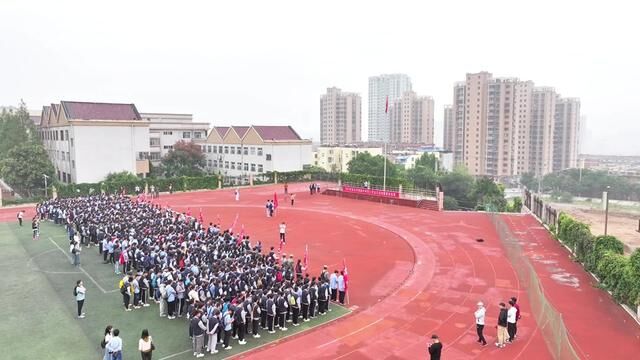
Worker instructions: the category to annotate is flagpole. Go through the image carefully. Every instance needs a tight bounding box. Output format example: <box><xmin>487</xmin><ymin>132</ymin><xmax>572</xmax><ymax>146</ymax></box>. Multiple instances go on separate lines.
<box><xmin>383</xmin><ymin>142</ymin><xmax>387</xmax><ymax>191</ymax></box>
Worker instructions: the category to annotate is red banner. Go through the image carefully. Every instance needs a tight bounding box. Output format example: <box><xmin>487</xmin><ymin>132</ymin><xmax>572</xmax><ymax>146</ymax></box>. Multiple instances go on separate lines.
<box><xmin>342</xmin><ymin>186</ymin><xmax>399</xmax><ymax>198</ymax></box>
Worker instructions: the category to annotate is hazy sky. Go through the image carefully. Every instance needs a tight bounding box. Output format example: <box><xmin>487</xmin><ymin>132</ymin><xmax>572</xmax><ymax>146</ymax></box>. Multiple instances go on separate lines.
<box><xmin>1</xmin><ymin>0</ymin><xmax>638</xmax><ymax>155</ymax></box>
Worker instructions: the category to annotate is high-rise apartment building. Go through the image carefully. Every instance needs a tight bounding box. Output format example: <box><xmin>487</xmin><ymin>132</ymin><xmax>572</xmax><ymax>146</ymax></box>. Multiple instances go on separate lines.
<box><xmin>388</xmin><ymin>91</ymin><xmax>434</xmax><ymax>144</ymax></box>
<box><xmin>553</xmin><ymin>98</ymin><xmax>580</xmax><ymax>171</ymax></box>
<box><xmin>530</xmin><ymin>88</ymin><xmax>557</xmax><ymax>176</ymax></box>
<box><xmin>320</xmin><ymin>87</ymin><xmax>361</xmax><ymax>145</ymax></box>
<box><xmin>443</xmin><ymin>105</ymin><xmax>454</xmax><ymax>151</ymax></box>
<box><xmin>368</xmin><ymin>74</ymin><xmax>412</xmax><ymax>142</ymax></box>
<box><xmin>451</xmin><ymin>72</ymin><xmax>580</xmax><ymax>178</ymax></box>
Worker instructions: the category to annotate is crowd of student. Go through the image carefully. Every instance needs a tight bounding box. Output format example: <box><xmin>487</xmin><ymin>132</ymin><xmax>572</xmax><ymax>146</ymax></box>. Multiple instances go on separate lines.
<box><xmin>38</xmin><ymin>193</ymin><xmax>347</xmax><ymax>358</ymax></box>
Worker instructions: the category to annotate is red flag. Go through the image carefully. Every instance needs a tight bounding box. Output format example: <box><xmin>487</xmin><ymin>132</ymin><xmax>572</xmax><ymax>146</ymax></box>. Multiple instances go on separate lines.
<box><xmin>342</xmin><ymin>258</ymin><xmax>349</xmax><ymax>292</ymax></box>
<box><xmin>230</xmin><ymin>213</ymin><xmax>239</xmax><ymax>231</ymax></box>
<box><xmin>273</xmin><ymin>192</ymin><xmax>279</xmax><ymax>209</ymax></box>
<box><xmin>198</xmin><ymin>208</ymin><xmax>204</xmax><ymax>224</ymax></box>
<box><xmin>303</xmin><ymin>244</ymin><xmax>309</xmax><ymax>270</ymax></box>
<box><xmin>385</xmin><ymin>96</ymin><xmax>389</xmax><ymax>113</ymax></box>
<box><xmin>237</xmin><ymin>224</ymin><xmax>245</xmax><ymax>245</ymax></box>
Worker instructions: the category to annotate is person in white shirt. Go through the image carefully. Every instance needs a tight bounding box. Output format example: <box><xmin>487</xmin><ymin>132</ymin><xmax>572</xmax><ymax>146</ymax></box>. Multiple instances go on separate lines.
<box><xmin>138</xmin><ymin>329</ymin><xmax>154</xmax><ymax>360</ymax></box>
<box><xmin>279</xmin><ymin>222</ymin><xmax>286</xmax><ymax>243</ymax></box>
<box><xmin>507</xmin><ymin>300</ymin><xmax>518</xmax><ymax>343</ymax></box>
<box><xmin>102</xmin><ymin>326</ymin><xmax>113</xmax><ymax>360</ymax></box>
<box><xmin>75</xmin><ymin>280</ymin><xmax>86</xmax><ymax>318</ymax></box>
<box><xmin>106</xmin><ymin>329</ymin><xmax>123</xmax><ymax>360</ymax></box>
<box><xmin>474</xmin><ymin>301</ymin><xmax>487</xmax><ymax>346</ymax></box>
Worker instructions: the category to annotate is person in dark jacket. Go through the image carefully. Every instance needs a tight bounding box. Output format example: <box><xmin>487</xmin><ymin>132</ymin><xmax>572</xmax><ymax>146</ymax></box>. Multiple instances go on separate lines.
<box><xmin>428</xmin><ymin>334</ymin><xmax>442</xmax><ymax>360</ymax></box>
<box><xmin>496</xmin><ymin>302</ymin><xmax>508</xmax><ymax>348</ymax></box>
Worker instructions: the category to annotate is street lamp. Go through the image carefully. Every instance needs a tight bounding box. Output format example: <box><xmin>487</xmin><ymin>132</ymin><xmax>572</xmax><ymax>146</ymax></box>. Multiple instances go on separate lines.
<box><xmin>604</xmin><ymin>185</ymin><xmax>610</xmax><ymax>236</ymax></box>
<box><xmin>43</xmin><ymin>174</ymin><xmax>50</xmax><ymax>198</ymax></box>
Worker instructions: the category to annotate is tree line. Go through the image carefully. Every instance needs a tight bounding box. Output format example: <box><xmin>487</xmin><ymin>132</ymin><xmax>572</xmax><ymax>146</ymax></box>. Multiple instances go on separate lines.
<box><xmin>521</xmin><ymin>168</ymin><xmax>640</xmax><ymax>201</ymax></box>
<box><xmin>346</xmin><ymin>152</ymin><xmax>519</xmax><ymax>212</ymax></box>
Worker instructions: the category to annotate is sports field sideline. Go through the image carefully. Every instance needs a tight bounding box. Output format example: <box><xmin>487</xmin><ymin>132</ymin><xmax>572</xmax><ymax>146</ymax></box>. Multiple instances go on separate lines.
<box><xmin>0</xmin><ymin>219</ymin><xmax>349</xmax><ymax>360</ymax></box>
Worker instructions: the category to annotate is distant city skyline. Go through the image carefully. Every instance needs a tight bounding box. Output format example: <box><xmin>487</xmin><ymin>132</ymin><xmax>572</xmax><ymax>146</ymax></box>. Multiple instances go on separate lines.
<box><xmin>1</xmin><ymin>1</ymin><xmax>638</xmax><ymax>156</ymax></box>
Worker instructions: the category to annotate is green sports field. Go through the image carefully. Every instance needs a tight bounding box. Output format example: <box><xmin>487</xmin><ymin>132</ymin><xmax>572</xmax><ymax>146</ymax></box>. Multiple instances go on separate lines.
<box><xmin>0</xmin><ymin>221</ymin><xmax>350</xmax><ymax>360</ymax></box>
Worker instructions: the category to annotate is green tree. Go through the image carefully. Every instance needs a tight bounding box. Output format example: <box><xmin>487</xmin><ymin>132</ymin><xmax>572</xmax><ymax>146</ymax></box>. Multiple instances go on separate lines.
<box><xmin>159</xmin><ymin>140</ymin><xmax>206</xmax><ymax>177</ymax></box>
<box><xmin>0</xmin><ymin>101</ymin><xmax>36</xmax><ymax>161</ymax></box>
<box><xmin>520</xmin><ymin>172</ymin><xmax>538</xmax><ymax>190</ymax></box>
<box><xmin>104</xmin><ymin>171</ymin><xmax>139</xmax><ymax>182</ymax></box>
<box><xmin>347</xmin><ymin>152</ymin><xmax>399</xmax><ymax>177</ymax></box>
<box><xmin>0</xmin><ymin>143</ymin><xmax>55</xmax><ymax>197</ymax></box>
<box><xmin>471</xmin><ymin>176</ymin><xmax>507</xmax><ymax>211</ymax></box>
<box><xmin>438</xmin><ymin>166</ymin><xmax>475</xmax><ymax>209</ymax></box>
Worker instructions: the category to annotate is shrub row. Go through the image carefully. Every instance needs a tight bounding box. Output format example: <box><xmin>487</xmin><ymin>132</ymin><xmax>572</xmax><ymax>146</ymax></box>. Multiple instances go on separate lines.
<box><xmin>56</xmin><ymin>176</ymin><xmax>220</xmax><ymax>197</ymax></box>
<box><xmin>557</xmin><ymin>213</ymin><xmax>640</xmax><ymax>305</ymax></box>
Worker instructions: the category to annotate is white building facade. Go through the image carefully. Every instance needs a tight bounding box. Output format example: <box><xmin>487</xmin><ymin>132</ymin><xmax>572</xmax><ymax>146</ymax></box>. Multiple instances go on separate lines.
<box><xmin>140</xmin><ymin>113</ymin><xmax>209</xmax><ymax>163</ymax></box>
<box><xmin>368</xmin><ymin>74</ymin><xmax>412</xmax><ymax>142</ymax></box>
<box><xmin>202</xmin><ymin>126</ymin><xmax>312</xmax><ymax>177</ymax></box>
<box><xmin>39</xmin><ymin>101</ymin><xmax>150</xmax><ymax>183</ymax></box>
<box><xmin>313</xmin><ymin>146</ymin><xmax>383</xmax><ymax>173</ymax></box>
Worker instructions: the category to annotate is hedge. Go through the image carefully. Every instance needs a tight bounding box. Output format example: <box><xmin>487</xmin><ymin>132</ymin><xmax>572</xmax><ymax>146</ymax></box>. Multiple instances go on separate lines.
<box><xmin>55</xmin><ymin>175</ymin><xmax>221</xmax><ymax>197</ymax></box>
<box><xmin>556</xmin><ymin>213</ymin><xmax>640</xmax><ymax>306</ymax></box>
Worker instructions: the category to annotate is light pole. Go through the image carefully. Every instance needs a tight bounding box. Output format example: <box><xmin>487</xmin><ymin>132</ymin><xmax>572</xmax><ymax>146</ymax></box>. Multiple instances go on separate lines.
<box><xmin>604</xmin><ymin>185</ymin><xmax>610</xmax><ymax>236</ymax></box>
<box><xmin>43</xmin><ymin>174</ymin><xmax>49</xmax><ymax>198</ymax></box>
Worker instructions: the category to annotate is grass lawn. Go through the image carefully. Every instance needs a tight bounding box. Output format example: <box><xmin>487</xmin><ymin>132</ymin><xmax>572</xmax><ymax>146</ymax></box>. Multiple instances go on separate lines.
<box><xmin>0</xmin><ymin>221</ymin><xmax>350</xmax><ymax>360</ymax></box>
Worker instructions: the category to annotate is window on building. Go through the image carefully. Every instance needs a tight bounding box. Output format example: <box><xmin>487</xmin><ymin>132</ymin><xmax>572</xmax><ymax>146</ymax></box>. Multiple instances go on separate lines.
<box><xmin>213</xmin><ymin>160</ymin><xmax>218</xmax><ymax>167</ymax></box>
<box><xmin>218</xmin><ymin>146</ymin><xmax>223</xmax><ymax>153</ymax></box>
<box><xmin>66</xmin><ymin>152</ymin><xmax>70</xmax><ymax>161</ymax></box>
<box><xmin>207</xmin><ymin>145</ymin><xmax>212</xmax><ymax>153</ymax></box>
<box><xmin>213</xmin><ymin>146</ymin><xmax>217</xmax><ymax>154</ymax></box>
<box><xmin>231</xmin><ymin>162</ymin><xmax>236</xmax><ymax>170</ymax></box>
<box><xmin>231</xmin><ymin>147</ymin><xmax>235</xmax><ymax>155</ymax></box>
<box><xmin>194</xmin><ymin>132</ymin><xmax>202</xmax><ymax>139</ymax></box>
<box><xmin>149</xmin><ymin>152</ymin><xmax>161</xmax><ymax>161</ymax></box>
<box><xmin>57</xmin><ymin>170</ymin><xmax>61</xmax><ymax>181</ymax></box>
<box><xmin>65</xmin><ymin>130</ymin><xmax>69</xmax><ymax>140</ymax></box>
<box><xmin>250</xmin><ymin>147</ymin><xmax>256</xmax><ymax>155</ymax></box>
<box><xmin>59</xmin><ymin>130</ymin><xmax>64</xmax><ymax>141</ymax></box>
<box><xmin>258</xmin><ymin>164</ymin><xmax>263</xmax><ymax>173</ymax></box>
<box><xmin>70</xmin><ymin>138</ymin><xmax>74</xmax><ymax>147</ymax></box>
<box><xmin>224</xmin><ymin>146</ymin><xmax>229</xmax><ymax>154</ymax></box>
<box><xmin>163</xmin><ymin>131</ymin><xmax>173</xmax><ymax>135</ymax></box>
<box><xmin>183</xmin><ymin>131</ymin><xmax>191</xmax><ymax>139</ymax></box>
<box><xmin>236</xmin><ymin>146</ymin><xmax>241</xmax><ymax>154</ymax></box>
<box><xmin>243</xmin><ymin>163</ymin><xmax>248</xmax><ymax>171</ymax></box>
<box><xmin>150</xmin><ymin>138</ymin><xmax>161</xmax><ymax>146</ymax></box>
<box><xmin>72</xmin><ymin>160</ymin><xmax>75</xmax><ymax>169</ymax></box>
<box><xmin>243</xmin><ymin>147</ymin><xmax>248</xmax><ymax>155</ymax></box>
<box><xmin>251</xmin><ymin>163</ymin><xmax>256</xmax><ymax>172</ymax></box>
<box><xmin>266</xmin><ymin>154</ymin><xmax>272</xmax><ymax>161</ymax></box>
<box><xmin>224</xmin><ymin>161</ymin><xmax>229</xmax><ymax>169</ymax></box>
<box><xmin>137</xmin><ymin>152</ymin><xmax>148</xmax><ymax>160</ymax></box>
<box><xmin>207</xmin><ymin>159</ymin><xmax>212</xmax><ymax>167</ymax></box>
<box><xmin>257</xmin><ymin>147</ymin><xmax>263</xmax><ymax>156</ymax></box>
<box><xmin>163</xmin><ymin>145</ymin><xmax>173</xmax><ymax>150</ymax></box>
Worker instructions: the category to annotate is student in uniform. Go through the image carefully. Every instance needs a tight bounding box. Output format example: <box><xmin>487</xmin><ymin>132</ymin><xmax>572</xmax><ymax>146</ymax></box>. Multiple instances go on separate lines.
<box><xmin>251</xmin><ymin>297</ymin><xmax>261</xmax><ymax>338</ymax></box>
<box><xmin>496</xmin><ymin>302</ymin><xmax>508</xmax><ymax>348</ymax></box>
<box><xmin>288</xmin><ymin>289</ymin><xmax>300</xmax><ymax>326</ymax></box>
<box><xmin>318</xmin><ymin>281</ymin><xmax>329</xmax><ymax>314</ymax></box>
<box><xmin>138</xmin><ymin>329</ymin><xmax>154</xmax><ymax>360</ymax></box>
<box><xmin>106</xmin><ymin>329</ymin><xmax>123</xmax><ymax>360</ymax></box>
<box><xmin>329</xmin><ymin>271</ymin><xmax>338</xmax><ymax>301</ymax></box>
<box><xmin>276</xmin><ymin>292</ymin><xmax>288</xmax><ymax>331</ymax></box>
<box><xmin>337</xmin><ymin>271</ymin><xmax>346</xmax><ymax>304</ymax></box>
<box><xmin>507</xmin><ymin>300</ymin><xmax>517</xmax><ymax>343</ymax></box>
<box><xmin>309</xmin><ymin>281</ymin><xmax>318</xmax><ymax>318</ymax></box>
<box><xmin>190</xmin><ymin>311</ymin><xmax>207</xmax><ymax>357</ymax></box>
<box><xmin>74</xmin><ymin>280</ymin><xmax>86</xmax><ymax>318</ymax></box>
<box><xmin>223</xmin><ymin>309</ymin><xmax>234</xmax><ymax>350</ymax></box>
<box><xmin>511</xmin><ymin>296</ymin><xmax>521</xmax><ymax>338</ymax></box>
<box><xmin>266</xmin><ymin>294</ymin><xmax>276</xmax><ymax>333</ymax></box>
<box><xmin>259</xmin><ymin>293</ymin><xmax>268</xmax><ymax>329</ymax></box>
<box><xmin>279</xmin><ymin>222</ymin><xmax>287</xmax><ymax>243</ymax></box>
<box><xmin>207</xmin><ymin>310</ymin><xmax>220</xmax><ymax>354</ymax></box>
<box><xmin>32</xmin><ymin>217</ymin><xmax>40</xmax><ymax>240</ymax></box>
<box><xmin>301</xmin><ymin>286</ymin><xmax>310</xmax><ymax>322</ymax></box>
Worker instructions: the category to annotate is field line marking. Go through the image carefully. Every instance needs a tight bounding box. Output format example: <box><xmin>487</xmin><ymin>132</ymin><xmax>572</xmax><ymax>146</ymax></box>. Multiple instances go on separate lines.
<box><xmin>48</xmin><ymin>237</ymin><xmax>108</xmax><ymax>294</ymax></box>
<box><xmin>316</xmin><ymin>317</ymin><xmax>382</xmax><ymax>349</ymax></box>
<box><xmin>157</xmin><ymin>349</ymin><xmax>191</xmax><ymax>360</ymax></box>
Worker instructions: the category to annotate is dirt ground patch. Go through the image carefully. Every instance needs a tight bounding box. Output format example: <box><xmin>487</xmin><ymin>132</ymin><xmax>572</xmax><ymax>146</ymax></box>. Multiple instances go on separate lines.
<box><xmin>551</xmin><ymin>202</ymin><xmax>640</xmax><ymax>253</ymax></box>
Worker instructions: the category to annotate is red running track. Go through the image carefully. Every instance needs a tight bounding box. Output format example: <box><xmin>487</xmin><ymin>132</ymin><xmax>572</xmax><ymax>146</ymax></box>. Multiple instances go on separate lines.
<box><xmin>501</xmin><ymin>214</ymin><xmax>640</xmax><ymax>359</ymax></box>
<box><xmin>4</xmin><ymin>185</ymin><xmax>637</xmax><ymax>358</ymax></box>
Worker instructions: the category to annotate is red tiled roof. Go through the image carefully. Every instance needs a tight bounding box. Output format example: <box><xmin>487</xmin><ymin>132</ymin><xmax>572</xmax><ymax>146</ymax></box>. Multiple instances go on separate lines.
<box><xmin>253</xmin><ymin>126</ymin><xmax>302</xmax><ymax>141</ymax></box>
<box><xmin>232</xmin><ymin>126</ymin><xmax>250</xmax><ymax>137</ymax></box>
<box><xmin>214</xmin><ymin>126</ymin><xmax>230</xmax><ymax>137</ymax></box>
<box><xmin>61</xmin><ymin>101</ymin><xmax>141</xmax><ymax>121</ymax></box>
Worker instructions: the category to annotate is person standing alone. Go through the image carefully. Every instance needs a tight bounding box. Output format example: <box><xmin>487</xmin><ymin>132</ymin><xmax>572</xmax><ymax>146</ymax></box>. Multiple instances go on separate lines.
<box><xmin>17</xmin><ymin>210</ymin><xmax>24</xmax><ymax>226</ymax></box>
<box><xmin>474</xmin><ymin>301</ymin><xmax>487</xmax><ymax>346</ymax></box>
<box><xmin>279</xmin><ymin>222</ymin><xmax>286</xmax><ymax>244</ymax></box>
<box><xmin>74</xmin><ymin>280</ymin><xmax>86</xmax><ymax>318</ymax></box>
<box><xmin>428</xmin><ymin>334</ymin><xmax>442</xmax><ymax>360</ymax></box>
<box><xmin>138</xmin><ymin>329</ymin><xmax>154</xmax><ymax>360</ymax></box>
